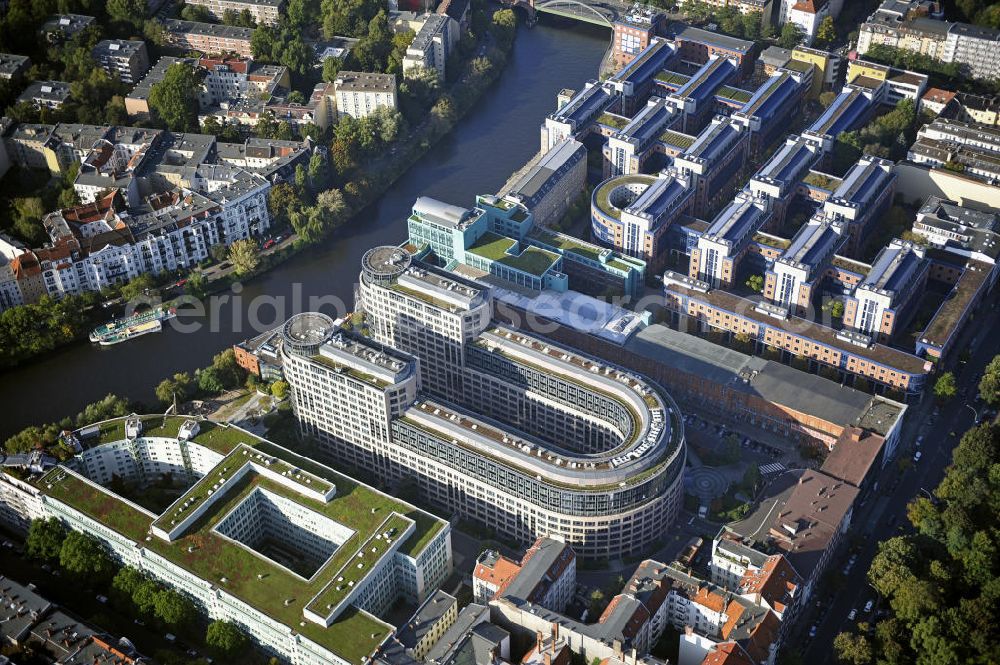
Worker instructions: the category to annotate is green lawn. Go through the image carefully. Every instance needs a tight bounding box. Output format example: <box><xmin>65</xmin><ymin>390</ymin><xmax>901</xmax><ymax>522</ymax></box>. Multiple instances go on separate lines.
<box><xmin>597</xmin><ymin>112</ymin><xmax>629</xmax><ymax>130</ymax></box>
<box><xmin>468</xmin><ymin>232</ymin><xmax>516</xmax><ymax>261</ymax></box>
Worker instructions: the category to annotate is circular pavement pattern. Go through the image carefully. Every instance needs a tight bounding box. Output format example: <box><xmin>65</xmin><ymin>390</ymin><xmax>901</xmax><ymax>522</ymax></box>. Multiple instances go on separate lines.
<box><xmin>686</xmin><ymin>467</ymin><xmax>730</xmax><ymax>501</ymax></box>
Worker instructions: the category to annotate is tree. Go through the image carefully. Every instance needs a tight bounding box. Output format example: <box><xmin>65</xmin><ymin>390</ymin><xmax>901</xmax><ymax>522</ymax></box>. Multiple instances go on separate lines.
<box><xmin>155</xmin><ymin>372</ymin><xmax>194</xmax><ymax>406</ymax></box>
<box><xmin>491</xmin><ymin>9</ymin><xmax>517</xmax><ymax>47</ymax></box>
<box><xmin>978</xmin><ymin>355</ymin><xmax>1000</xmax><ymax>406</ymax></box>
<box><xmin>26</xmin><ymin>517</ymin><xmax>67</xmax><ymax>560</ymax></box>
<box><xmin>746</xmin><ymin>274</ymin><xmax>764</xmax><ymax>293</ymax></box>
<box><xmin>198</xmin><ymin>367</ymin><xmax>225</xmax><ymax>394</ymax></box>
<box><xmin>179</xmin><ymin>3</ymin><xmax>212</xmax><ymax>21</ymax></box>
<box><xmin>778</xmin><ymin>22</ymin><xmax>803</xmax><ymax>48</ymax></box>
<box><xmin>228</xmin><ymin>238</ymin><xmax>260</xmax><ymax>276</ymax></box>
<box><xmin>119</xmin><ymin>273</ymin><xmax>156</xmax><ymax>301</ymax></box>
<box><xmin>148</xmin><ymin>62</ymin><xmax>203</xmax><ymax>132</ymax></box>
<box><xmin>11</xmin><ymin>197</ymin><xmax>48</xmax><ymax>246</ymax></box>
<box><xmin>271</xmin><ymin>380</ymin><xmax>289</xmax><ymax>399</ymax></box>
<box><xmin>589</xmin><ymin>588</ymin><xmax>604</xmax><ymax>615</ymax></box>
<box><xmin>59</xmin><ymin>530</ymin><xmax>113</xmax><ymax>578</ymax></box>
<box><xmin>154</xmin><ymin>589</ymin><xmax>196</xmax><ymax>627</ymax></box>
<box><xmin>833</xmin><ymin>632</ymin><xmax>872</xmax><ymax>665</ymax></box>
<box><xmin>741</xmin><ymin>463</ymin><xmax>761</xmax><ymax>494</ymax></box>
<box><xmin>107</xmin><ymin>0</ymin><xmax>146</xmax><ymax>30</ymax></box>
<box><xmin>934</xmin><ymin>372</ymin><xmax>957</xmax><ymax>403</ymax></box>
<box><xmin>815</xmin><ymin>15</ymin><xmax>836</xmax><ymax>46</ymax></box>
<box><xmin>133</xmin><ymin>579</ymin><xmax>160</xmax><ymax>615</ymax></box>
<box><xmin>112</xmin><ymin>566</ymin><xmax>146</xmax><ymax>600</ymax></box>
<box><xmin>206</xmin><ymin>620</ymin><xmax>249</xmax><ymax>658</ymax></box>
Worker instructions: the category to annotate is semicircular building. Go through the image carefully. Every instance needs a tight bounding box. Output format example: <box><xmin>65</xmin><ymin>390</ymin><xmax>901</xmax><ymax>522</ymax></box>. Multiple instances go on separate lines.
<box><xmin>282</xmin><ymin>246</ymin><xmax>687</xmax><ymax>560</ymax></box>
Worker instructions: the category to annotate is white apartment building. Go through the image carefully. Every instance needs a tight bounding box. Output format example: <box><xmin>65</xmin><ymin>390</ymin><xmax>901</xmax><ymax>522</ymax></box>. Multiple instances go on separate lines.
<box><xmin>333</xmin><ymin>72</ymin><xmax>398</xmax><ymax>120</ymax></box>
<box><xmin>402</xmin><ymin>14</ymin><xmax>459</xmax><ymax>81</ymax></box>
<box><xmin>91</xmin><ymin>40</ymin><xmax>150</xmax><ymax>84</ymax></box>
<box><xmin>0</xmin><ymin>416</ymin><xmax>452</xmax><ymax>665</ymax></box>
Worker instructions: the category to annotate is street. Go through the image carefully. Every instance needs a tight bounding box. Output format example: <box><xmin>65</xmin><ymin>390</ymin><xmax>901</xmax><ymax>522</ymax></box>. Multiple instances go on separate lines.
<box><xmin>792</xmin><ymin>288</ymin><xmax>1000</xmax><ymax>663</ymax></box>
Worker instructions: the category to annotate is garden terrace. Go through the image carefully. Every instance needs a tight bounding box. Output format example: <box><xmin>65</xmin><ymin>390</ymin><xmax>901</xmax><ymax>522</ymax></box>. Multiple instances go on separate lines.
<box><xmin>38</xmin><ymin>419</ymin><xmax>448</xmax><ymax>665</ymax></box>
<box><xmin>597</xmin><ymin>112</ymin><xmax>630</xmax><ymax>130</ymax></box>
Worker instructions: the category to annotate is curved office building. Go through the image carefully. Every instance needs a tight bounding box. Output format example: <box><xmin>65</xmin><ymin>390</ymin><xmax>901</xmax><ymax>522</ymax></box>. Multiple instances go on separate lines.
<box><xmin>284</xmin><ymin>246</ymin><xmax>687</xmax><ymax>560</ymax></box>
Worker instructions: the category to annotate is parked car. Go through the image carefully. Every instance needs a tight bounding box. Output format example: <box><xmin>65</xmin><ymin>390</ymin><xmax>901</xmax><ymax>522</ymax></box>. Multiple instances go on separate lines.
<box><xmin>864</xmin><ymin>600</ymin><xmax>874</xmax><ymax>613</ymax></box>
<box><xmin>913</xmin><ymin>451</ymin><xmax>922</xmax><ymax>463</ymax></box>
<box><xmin>96</xmin><ymin>595</ymin><xmax>108</xmax><ymax>604</ymax></box>
<box><xmin>915</xmin><ymin>436</ymin><xmax>924</xmax><ymax>447</ymax></box>
<box><xmin>848</xmin><ymin>609</ymin><xmax>857</xmax><ymax>621</ymax></box>
<box><xmin>808</xmin><ymin>624</ymin><xmax>818</xmax><ymax>638</ymax></box>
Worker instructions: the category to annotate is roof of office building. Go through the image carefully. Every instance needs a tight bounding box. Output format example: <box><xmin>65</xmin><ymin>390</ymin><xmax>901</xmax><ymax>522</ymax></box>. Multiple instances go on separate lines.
<box><xmin>334</xmin><ymin>70</ymin><xmax>396</xmax><ymax>93</ymax></box>
<box><xmin>704</xmin><ymin>192</ymin><xmax>769</xmax><ymax>246</ymax></box>
<box><xmin>739</xmin><ymin>72</ymin><xmax>800</xmax><ymax>121</ymax></box>
<box><xmin>828</xmin><ymin>157</ymin><xmax>894</xmax><ymax>208</ymax></box>
<box><xmin>550</xmin><ymin>81</ymin><xmax>616</xmax><ymax>127</ymax></box>
<box><xmin>662</xmin><ymin>279</ymin><xmax>929</xmax><ymax>374</ymax></box>
<box><xmin>625</xmin><ymin>324</ymin><xmax>905</xmax><ymax>433</ymax></box>
<box><xmin>807</xmin><ymin>87</ymin><xmax>873</xmax><ymax>137</ymax></box>
<box><xmin>611</xmin><ymin>38</ymin><xmax>674</xmax><ymax>86</ymax></box>
<box><xmin>507</xmin><ymin>138</ymin><xmax>586</xmax><ymax>206</ymax></box>
<box><xmin>616</xmin><ymin>97</ymin><xmax>675</xmax><ymax>147</ymax></box>
<box><xmin>670</xmin><ymin>23</ymin><xmax>755</xmax><ymax>54</ymax></box>
<box><xmin>682</xmin><ymin>117</ymin><xmax>742</xmax><ymax>163</ymax></box>
<box><xmin>35</xmin><ymin>416</ymin><xmax>447</xmax><ymax>665</ymax></box>
<box><xmin>673</xmin><ymin>55</ymin><xmax>737</xmax><ymax>104</ymax></box>
<box><xmin>494</xmin><ymin>537</ymin><xmax>575</xmax><ymax>604</ymax></box>
<box><xmin>860</xmin><ymin>241</ymin><xmax>925</xmax><ymax>296</ymax></box>
<box><xmin>754</xmin><ymin>136</ymin><xmax>820</xmax><ymax>186</ymax></box>
<box><xmin>779</xmin><ymin>218</ymin><xmax>845</xmax><ymax>269</ymax></box>
<box><xmin>411</xmin><ymin>196</ymin><xmax>478</xmax><ymax>229</ymax></box>
<box><xmin>624</xmin><ymin>173</ymin><xmax>690</xmax><ymax>223</ymax></box>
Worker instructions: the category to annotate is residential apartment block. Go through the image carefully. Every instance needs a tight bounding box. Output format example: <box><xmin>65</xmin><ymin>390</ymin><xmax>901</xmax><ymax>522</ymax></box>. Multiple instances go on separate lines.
<box><xmin>163</xmin><ymin>19</ymin><xmax>254</xmax><ymax>57</ymax></box>
<box><xmin>39</xmin><ymin>14</ymin><xmax>95</xmax><ymax>43</ymax></box>
<box><xmin>0</xmin><ymin>53</ymin><xmax>30</xmax><ymax>80</ymax></box>
<box><xmin>403</xmin><ymin>14</ymin><xmax>459</xmax><ymax>81</ymax></box>
<box><xmin>333</xmin><ymin>71</ymin><xmax>398</xmax><ymax>119</ymax></box>
<box><xmin>16</xmin><ymin>81</ymin><xmax>71</xmax><ymax>110</ymax></box>
<box><xmin>857</xmin><ymin>0</ymin><xmax>1000</xmax><ymax>81</ymax></box>
<box><xmin>0</xmin><ymin>416</ymin><xmax>452</xmax><ymax>665</ymax></box>
<box><xmin>184</xmin><ymin>0</ymin><xmax>285</xmax><ymax>25</ymax></box>
<box><xmin>91</xmin><ymin>39</ymin><xmax>150</xmax><ymax>85</ymax></box>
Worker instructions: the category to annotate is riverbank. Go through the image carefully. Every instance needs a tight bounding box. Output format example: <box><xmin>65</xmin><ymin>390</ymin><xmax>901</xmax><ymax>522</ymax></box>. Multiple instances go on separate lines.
<box><xmin>0</xmin><ymin>13</ymin><xmax>519</xmax><ymax>372</ymax></box>
<box><xmin>0</xmin><ymin>19</ymin><xmax>612</xmax><ymax>440</ymax></box>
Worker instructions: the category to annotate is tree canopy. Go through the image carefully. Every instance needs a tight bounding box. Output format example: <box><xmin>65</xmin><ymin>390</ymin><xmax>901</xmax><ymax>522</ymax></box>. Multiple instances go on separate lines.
<box><xmin>837</xmin><ymin>423</ymin><xmax>1000</xmax><ymax>665</ymax></box>
<box><xmin>148</xmin><ymin>62</ymin><xmax>203</xmax><ymax>132</ymax></box>
<box><xmin>206</xmin><ymin>620</ymin><xmax>249</xmax><ymax>657</ymax></box>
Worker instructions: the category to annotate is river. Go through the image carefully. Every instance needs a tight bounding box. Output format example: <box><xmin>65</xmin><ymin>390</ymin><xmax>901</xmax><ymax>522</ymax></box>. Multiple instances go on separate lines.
<box><xmin>0</xmin><ymin>19</ymin><xmax>610</xmax><ymax>440</ymax></box>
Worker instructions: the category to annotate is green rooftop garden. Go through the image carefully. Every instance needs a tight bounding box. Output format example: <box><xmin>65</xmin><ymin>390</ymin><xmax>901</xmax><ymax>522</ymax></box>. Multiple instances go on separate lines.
<box><xmin>43</xmin><ymin>417</ymin><xmax>448</xmax><ymax>665</ymax></box>
<box><xmin>717</xmin><ymin>85</ymin><xmax>753</xmax><ymax>103</ymax></box>
<box><xmin>594</xmin><ymin>175</ymin><xmax>656</xmax><ymax>221</ymax></box>
<box><xmin>529</xmin><ymin>228</ymin><xmax>604</xmax><ymax>262</ymax></box>
<box><xmin>659</xmin><ymin>130</ymin><xmax>695</xmax><ymax>150</ymax></box>
<box><xmin>468</xmin><ymin>232</ymin><xmax>516</xmax><ymax>261</ymax></box>
<box><xmin>830</xmin><ymin>255</ymin><xmax>872</xmax><ymax>275</ymax></box>
<box><xmin>802</xmin><ymin>171</ymin><xmax>842</xmax><ymax>190</ymax></box>
<box><xmin>655</xmin><ymin>70</ymin><xmax>690</xmax><ymax>86</ymax></box>
<box><xmin>597</xmin><ymin>112</ymin><xmax>629</xmax><ymax>130</ymax></box>
<box><xmin>752</xmin><ymin>232</ymin><xmax>791</xmax><ymax>250</ymax></box>
<box><xmin>468</xmin><ymin>232</ymin><xmax>558</xmax><ymax>277</ymax></box>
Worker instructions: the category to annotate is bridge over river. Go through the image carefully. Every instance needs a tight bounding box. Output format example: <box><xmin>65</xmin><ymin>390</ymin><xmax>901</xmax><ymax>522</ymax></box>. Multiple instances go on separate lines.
<box><xmin>506</xmin><ymin>0</ymin><xmax>663</xmax><ymax>27</ymax></box>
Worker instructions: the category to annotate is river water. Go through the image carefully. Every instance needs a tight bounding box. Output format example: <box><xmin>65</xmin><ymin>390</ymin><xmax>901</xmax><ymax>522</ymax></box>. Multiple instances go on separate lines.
<box><xmin>0</xmin><ymin>19</ymin><xmax>610</xmax><ymax>440</ymax></box>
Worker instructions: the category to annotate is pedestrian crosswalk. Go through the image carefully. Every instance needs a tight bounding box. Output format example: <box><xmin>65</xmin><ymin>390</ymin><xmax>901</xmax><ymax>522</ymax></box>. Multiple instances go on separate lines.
<box><xmin>760</xmin><ymin>462</ymin><xmax>786</xmax><ymax>476</ymax></box>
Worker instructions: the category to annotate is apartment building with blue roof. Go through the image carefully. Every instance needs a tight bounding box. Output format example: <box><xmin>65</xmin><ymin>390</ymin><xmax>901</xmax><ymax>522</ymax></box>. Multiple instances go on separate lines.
<box><xmin>541</xmin><ymin>81</ymin><xmax>619</xmax><ymax>152</ymax></box>
<box><xmin>843</xmin><ymin>239</ymin><xmax>928</xmax><ymax>342</ymax></box>
<box><xmin>689</xmin><ymin>190</ymin><xmax>772</xmax><ymax>288</ymax></box>
<box><xmin>822</xmin><ymin>156</ymin><xmax>896</xmax><ymax>254</ymax></box>
<box><xmin>674</xmin><ymin>116</ymin><xmax>749</xmax><ymax>217</ymax></box>
<box><xmin>764</xmin><ymin>217</ymin><xmax>848</xmax><ymax>317</ymax></box>
<box><xmin>666</xmin><ymin>55</ymin><xmax>738</xmax><ymax>133</ymax></box>
<box><xmin>731</xmin><ymin>69</ymin><xmax>808</xmax><ymax>156</ymax></box>
<box><xmin>604</xmin><ymin>96</ymin><xmax>677</xmax><ymax>176</ymax></box>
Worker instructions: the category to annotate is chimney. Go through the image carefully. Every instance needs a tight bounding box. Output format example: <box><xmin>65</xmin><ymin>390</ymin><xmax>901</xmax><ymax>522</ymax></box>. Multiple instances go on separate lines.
<box><xmin>552</xmin><ymin>622</ymin><xmax>559</xmax><ymax>640</ymax></box>
<box><xmin>536</xmin><ymin>630</ymin><xmax>543</xmax><ymax>651</ymax></box>
<box><xmin>544</xmin><ymin>652</ymin><xmax>552</xmax><ymax>665</ymax></box>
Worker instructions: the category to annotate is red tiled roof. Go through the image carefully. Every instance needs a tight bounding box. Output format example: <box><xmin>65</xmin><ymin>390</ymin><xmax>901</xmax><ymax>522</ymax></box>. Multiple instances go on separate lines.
<box><xmin>701</xmin><ymin>643</ymin><xmax>754</xmax><ymax>665</ymax></box>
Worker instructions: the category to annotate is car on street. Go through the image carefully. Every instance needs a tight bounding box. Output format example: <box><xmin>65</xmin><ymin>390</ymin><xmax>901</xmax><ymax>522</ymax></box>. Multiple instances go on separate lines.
<box><xmin>809</xmin><ymin>625</ymin><xmax>818</xmax><ymax>638</ymax></box>
<box><xmin>916</xmin><ymin>436</ymin><xmax>923</xmax><ymax>447</ymax></box>
<box><xmin>913</xmin><ymin>451</ymin><xmax>922</xmax><ymax>463</ymax></box>
<box><xmin>848</xmin><ymin>609</ymin><xmax>857</xmax><ymax>621</ymax></box>
<box><xmin>864</xmin><ymin>600</ymin><xmax>874</xmax><ymax>613</ymax></box>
